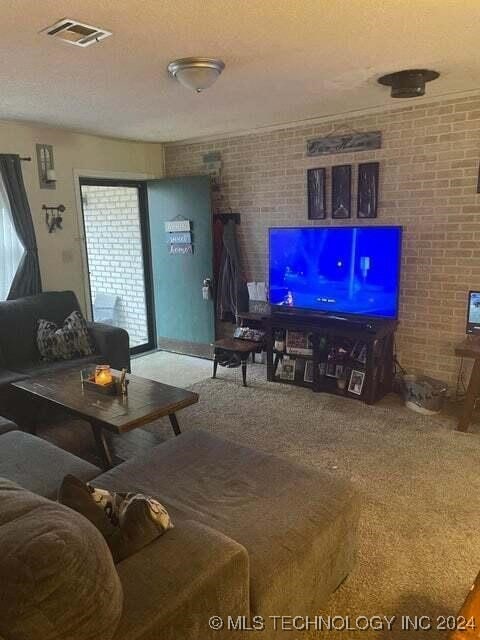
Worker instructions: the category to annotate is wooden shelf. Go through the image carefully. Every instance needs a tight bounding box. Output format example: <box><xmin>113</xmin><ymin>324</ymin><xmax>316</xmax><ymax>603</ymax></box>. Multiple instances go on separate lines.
<box><xmin>266</xmin><ymin>312</ymin><xmax>397</xmax><ymax>405</ymax></box>
<box><xmin>274</xmin><ymin>350</ymin><xmax>314</xmax><ymax>360</ymax></box>
<box><xmin>272</xmin><ymin>376</ymin><xmax>314</xmax><ymax>390</ymax></box>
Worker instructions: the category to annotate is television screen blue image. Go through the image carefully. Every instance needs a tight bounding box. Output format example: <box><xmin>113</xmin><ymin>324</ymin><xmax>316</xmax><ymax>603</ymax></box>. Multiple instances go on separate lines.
<box><xmin>269</xmin><ymin>226</ymin><xmax>402</xmax><ymax>318</ymax></box>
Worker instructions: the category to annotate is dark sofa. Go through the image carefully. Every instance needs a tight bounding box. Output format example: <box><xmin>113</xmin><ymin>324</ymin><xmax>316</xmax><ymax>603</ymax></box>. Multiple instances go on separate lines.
<box><xmin>0</xmin><ymin>291</ymin><xmax>129</xmax><ymax>424</ymax></box>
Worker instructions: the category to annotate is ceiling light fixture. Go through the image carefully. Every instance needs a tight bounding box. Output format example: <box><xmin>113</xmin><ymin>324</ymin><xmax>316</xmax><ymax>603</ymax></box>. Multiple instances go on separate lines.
<box><xmin>377</xmin><ymin>69</ymin><xmax>440</xmax><ymax>98</ymax></box>
<box><xmin>167</xmin><ymin>57</ymin><xmax>225</xmax><ymax>93</ymax></box>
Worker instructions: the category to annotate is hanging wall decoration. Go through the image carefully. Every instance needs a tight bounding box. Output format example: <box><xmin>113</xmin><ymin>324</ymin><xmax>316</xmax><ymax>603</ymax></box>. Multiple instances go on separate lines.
<box><xmin>164</xmin><ymin>218</ymin><xmax>191</xmax><ymax>233</ymax></box>
<box><xmin>357</xmin><ymin>162</ymin><xmax>380</xmax><ymax>219</ymax></box>
<box><xmin>165</xmin><ymin>216</ymin><xmax>193</xmax><ymax>254</ymax></box>
<box><xmin>331</xmin><ymin>165</ymin><xmax>352</xmax><ymax>219</ymax></box>
<box><xmin>307</xmin><ymin>131</ymin><xmax>382</xmax><ymax>157</ymax></box>
<box><xmin>307</xmin><ymin>167</ymin><xmax>327</xmax><ymax>220</ymax></box>
<box><xmin>42</xmin><ymin>204</ymin><xmax>65</xmax><ymax>233</ymax></box>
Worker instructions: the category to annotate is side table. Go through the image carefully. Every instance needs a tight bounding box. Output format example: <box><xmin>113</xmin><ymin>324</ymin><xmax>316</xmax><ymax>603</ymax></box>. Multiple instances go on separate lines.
<box><xmin>212</xmin><ymin>338</ymin><xmax>260</xmax><ymax>387</ymax></box>
<box><xmin>455</xmin><ymin>338</ymin><xmax>480</xmax><ymax>432</ymax></box>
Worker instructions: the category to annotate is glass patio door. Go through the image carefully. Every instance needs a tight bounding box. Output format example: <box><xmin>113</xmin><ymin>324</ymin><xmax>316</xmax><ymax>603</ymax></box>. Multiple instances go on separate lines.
<box><xmin>80</xmin><ymin>178</ymin><xmax>155</xmax><ymax>354</ymax></box>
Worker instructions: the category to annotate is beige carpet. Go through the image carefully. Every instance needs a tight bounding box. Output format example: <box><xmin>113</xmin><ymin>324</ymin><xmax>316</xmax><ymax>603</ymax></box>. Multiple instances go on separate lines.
<box><xmin>41</xmin><ymin>359</ymin><xmax>480</xmax><ymax>639</ymax></box>
<box><xmin>156</xmin><ymin>367</ymin><xmax>480</xmax><ymax>640</ymax></box>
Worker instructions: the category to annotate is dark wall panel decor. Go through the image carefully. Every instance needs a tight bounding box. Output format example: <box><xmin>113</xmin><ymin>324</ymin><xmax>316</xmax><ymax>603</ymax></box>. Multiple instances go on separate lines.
<box><xmin>357</xmin><ymin>162</ymin><xmax>379</xmax><ymax>219</ymax></box>
<box><xmin>307</xmin><ymin>167</ymin><xmax>326</xmax><ymax>220</ymax></box>
<box><xmin>331</xmin><ymin>165</ymin><xmax>351</xmax><ymax>219</ymax></box>
<box><xmin>307</xmin><ymin>131</ymin><xmax>382</xmax><ymax>157</ymax></box>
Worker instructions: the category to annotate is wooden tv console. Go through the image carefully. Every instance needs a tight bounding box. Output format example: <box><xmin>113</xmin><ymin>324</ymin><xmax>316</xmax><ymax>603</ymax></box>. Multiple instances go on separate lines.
<box><xmin>264</xmin><ymin>311</ymin><xmax>397</xmax><ymax>405</ymax></box>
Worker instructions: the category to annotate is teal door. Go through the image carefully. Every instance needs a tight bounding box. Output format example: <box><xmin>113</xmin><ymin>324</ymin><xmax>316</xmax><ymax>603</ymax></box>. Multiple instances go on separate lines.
<box><xmin>147</xmin><ymin>175</ymin><xmax>214</xmax><ymax>357</ymax></box>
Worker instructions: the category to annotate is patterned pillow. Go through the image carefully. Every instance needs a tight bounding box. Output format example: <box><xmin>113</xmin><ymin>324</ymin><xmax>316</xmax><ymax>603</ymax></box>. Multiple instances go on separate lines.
<box><xmin>63</xmin><ymin>310</ymin><xmax>95</xmax><ymax>356</ymax></box>
<box><xmin>58</xmin><ymin>475</ymin><xmax>174</xmax><ymax>563</ymax></box>
<box><xmin>37</xmin><ymin>311</ymin><xmax>94</xmax><ymax>362</ymax></box>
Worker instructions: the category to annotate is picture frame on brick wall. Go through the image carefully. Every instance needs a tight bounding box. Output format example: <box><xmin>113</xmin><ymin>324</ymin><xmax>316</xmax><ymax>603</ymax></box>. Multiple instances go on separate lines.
<box><xmin>357</xmin><ymin>162</ymin><xmax>379</xmax><ymax>219</ymax></box>
<box><xmin>307</xmin><ymin>167</ymin><xmax>327</xmax><ymax>220</ymax></box>
<box><xmin>332</xmin><ymin>164</ymin><xmax>352</xmax><ymax>219</ymax></box>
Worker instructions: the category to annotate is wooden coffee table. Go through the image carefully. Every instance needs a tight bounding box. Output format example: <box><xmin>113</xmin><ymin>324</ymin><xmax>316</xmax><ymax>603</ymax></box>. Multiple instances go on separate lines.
<box><xmin>12</xmin><ymin>367</ymin><xmax>199</xmax><ymax>469</ymax></box>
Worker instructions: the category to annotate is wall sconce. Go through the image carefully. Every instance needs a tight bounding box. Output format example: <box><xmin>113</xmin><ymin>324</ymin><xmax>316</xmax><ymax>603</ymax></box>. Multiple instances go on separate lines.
<box><xmin>36</xmin><ymin>144</ymin><xmax>56</xmax><ymax>189</ymax></box>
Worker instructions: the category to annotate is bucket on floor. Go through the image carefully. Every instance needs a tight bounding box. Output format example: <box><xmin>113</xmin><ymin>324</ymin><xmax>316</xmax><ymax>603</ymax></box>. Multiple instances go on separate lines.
<box><xmin>402</xmin><ymin>374</ymin><xmax>448</xmax><ymax>415</ymax></box>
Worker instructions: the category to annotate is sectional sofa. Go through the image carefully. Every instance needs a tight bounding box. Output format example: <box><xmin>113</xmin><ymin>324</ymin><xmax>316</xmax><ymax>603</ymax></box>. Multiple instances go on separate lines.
<box><xmin>0</xmin><ymin>421</ymin><xmax>360</xmax><ymax>640</ymax></box>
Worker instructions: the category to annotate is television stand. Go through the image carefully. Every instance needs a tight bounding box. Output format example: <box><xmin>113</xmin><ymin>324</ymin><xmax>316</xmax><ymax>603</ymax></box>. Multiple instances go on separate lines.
<box><xmin>265</xmin><ymin>311</ymin><xmax>397</xmax><ymax>404</ymax></box>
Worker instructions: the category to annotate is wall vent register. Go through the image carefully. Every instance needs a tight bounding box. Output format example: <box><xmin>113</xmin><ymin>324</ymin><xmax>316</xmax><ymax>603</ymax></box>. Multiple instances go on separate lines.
<box><xmin>41</xmin><ymin>18</ymin><xmax>112</xmax><ymax>47</ymax></box>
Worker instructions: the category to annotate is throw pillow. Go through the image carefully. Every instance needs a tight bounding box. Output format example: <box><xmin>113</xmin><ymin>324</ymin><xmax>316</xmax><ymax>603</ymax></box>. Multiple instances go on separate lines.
<box><xmin>64</xmin><ymin>310</ymin><xmax>95</xmax><ymax>356</ymax></box>
<box><xmin>59</xmin><ymin>474</ymin><xmax>174</xmax><ymax>563</ymax></box>
<box><xmin>0</xmin><ymin>478</ymin><xmax>123</xmax><ymax>640</ymax></box>
<box><xmin>37</xmin><ymin>310</ymin><xmax>94</xmax><ymax>361</ymax></box>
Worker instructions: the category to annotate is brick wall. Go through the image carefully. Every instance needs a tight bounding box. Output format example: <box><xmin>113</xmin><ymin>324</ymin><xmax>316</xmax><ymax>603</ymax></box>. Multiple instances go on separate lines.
<box><xmin>165</xmin><ymin>93</ymin><xmax>480</xmax><ymax>385</ymax></box>
<box><xmin>82</xmin><ymin>185</ymin><xmax>148</xmax><ymax>348</ymax></box>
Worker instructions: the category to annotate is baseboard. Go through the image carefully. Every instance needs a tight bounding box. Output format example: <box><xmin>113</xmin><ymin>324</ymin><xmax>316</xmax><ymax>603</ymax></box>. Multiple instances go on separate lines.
<box><xmin>157</xmin><ymin>337</ymin><xmax>213</xmax><ymax>360</ymax></box>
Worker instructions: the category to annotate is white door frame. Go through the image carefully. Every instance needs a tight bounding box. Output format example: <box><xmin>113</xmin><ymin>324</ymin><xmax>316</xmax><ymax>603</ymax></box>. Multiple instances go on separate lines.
<box><xmin>73</xmin><ymin>169</ymin><xmax>158</xmax><ymax>319</ymax></box>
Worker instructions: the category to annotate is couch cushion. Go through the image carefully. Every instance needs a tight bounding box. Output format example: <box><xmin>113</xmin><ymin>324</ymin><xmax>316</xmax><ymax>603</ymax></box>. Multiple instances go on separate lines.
<box><xmin>95</xmin><ymin>429</ymin><xmax>360</xmax><ymax>618</ymax></box>
<box><xmin>0</xmin><ymin>478</ymin><xmax>123</xmax><ymax>640</ymax></box>
<box><xmin>114</xmin><ymin>519</ymin><xmax>249</xmax><ymax>640</ymax></box>
<box><xmin>0</xmin><ymin>290</ymin><xmax>82</xmax><ymax>367</ymax></box>
<box><xmin>0</xmin><ymin>431</ymin><xmax>100</xmax><ymax>498</ymax></box>
<box><xmin>0</xmin><ymin>417</ymin><xmax>17</xmax><ymax>435</ymax></box>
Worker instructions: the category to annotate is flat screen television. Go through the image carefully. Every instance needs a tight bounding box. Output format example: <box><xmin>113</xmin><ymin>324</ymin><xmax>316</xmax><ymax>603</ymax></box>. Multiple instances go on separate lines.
<box><xmin>269</xmin><ymin>226</ymin><xmax>402</xmax><ymax>319</ymax></box>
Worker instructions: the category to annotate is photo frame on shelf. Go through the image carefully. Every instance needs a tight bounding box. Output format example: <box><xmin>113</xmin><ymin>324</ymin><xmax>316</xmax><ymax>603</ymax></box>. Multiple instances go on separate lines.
<box><xmin>351</xmin><ymin>341</ymin><xmax>367</xmax><ymax>363</ymax></box>
<box><xmin>357</xmin><ymin>162</ymin><xmax>379</xmax><ymax>218</ymax></box>
<box><xmin>326</xmin><ymin>362</ymin><xmax>337</xmax><ymax>378</ymax></box>
<box><xmin>350</xmin><ymin>341</ymin><xmax>363</xmax><ymax>360</ymax></box>
<box><xmin>332</xmin><ymin>164</ymin><xmax>352</xmax><ymax>218</ymax></box>
<box><xmin>307</xmin><ymin>167</ymin><xmax>327</xmax><ymax>220</ymax></box>
<box><xmin>279</xmin><ymin>357</ymin><xmax>295</xmax><ymax>381</ymax></box>
<box><xmin>358</xmin><ymin>345</ymin><xmax>367</xmax><ymax>364</ymax></box>
<box><xmin>304</xmin><ymin>360</ymin><xmax>314</xmax><ymax>383</ymax></box>
<box><xmin>286</xmin><ymin>331</ymin><xmax>313</xmax><ymax>356</ymax></box>
<box><xmin>348</xmin><ymin>369</ymin><xmax>365</xmax><ymax>395</ymax></box>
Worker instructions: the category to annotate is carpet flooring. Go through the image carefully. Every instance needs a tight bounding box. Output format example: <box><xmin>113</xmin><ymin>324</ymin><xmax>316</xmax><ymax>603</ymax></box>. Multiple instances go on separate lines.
<box><xmin>169</xmin><ymin>371</ymin><xmax>480</xmax><ymax>639</ymax></box>
<box><xmin>41</xmin><ymin>363</ymin><xmax>480</xmax><ymax>639</ymax></box>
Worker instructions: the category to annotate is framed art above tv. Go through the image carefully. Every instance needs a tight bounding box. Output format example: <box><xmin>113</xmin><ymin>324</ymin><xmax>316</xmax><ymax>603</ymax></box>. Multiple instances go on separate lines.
<box><xmin>331</xmin><ymin>165</ymin><xmax>352</xmax><ymax>219</ymax></box>
<box><xmin>307</xmin><ymin>167</ymin><xmax>326</xmax><ymax>220</ymax></box>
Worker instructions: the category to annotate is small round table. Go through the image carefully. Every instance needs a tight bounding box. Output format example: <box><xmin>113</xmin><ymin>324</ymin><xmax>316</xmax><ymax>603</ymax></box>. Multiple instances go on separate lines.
<box><xmin>212</xmin><ymin>338</ymin><xmax>260</xmax><ymax>387</ymax></box>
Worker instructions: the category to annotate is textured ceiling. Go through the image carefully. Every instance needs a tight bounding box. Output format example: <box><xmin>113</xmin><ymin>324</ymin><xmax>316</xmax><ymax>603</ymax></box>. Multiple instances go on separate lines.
<box><xmin>1</xmin><ymin>0</ymin><xmax>480</xmax><ymax>142</ymax></box>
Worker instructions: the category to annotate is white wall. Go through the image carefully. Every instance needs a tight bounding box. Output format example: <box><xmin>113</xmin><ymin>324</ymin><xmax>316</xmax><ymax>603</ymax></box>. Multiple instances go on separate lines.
<box><xmin>0</xmin><ymin>120</ymin><xmax>164</xmax><ymax>311</ymax></box>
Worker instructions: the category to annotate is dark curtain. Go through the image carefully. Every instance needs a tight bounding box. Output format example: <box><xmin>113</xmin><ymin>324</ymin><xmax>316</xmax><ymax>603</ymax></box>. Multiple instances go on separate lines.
<box><xmin>216</xmin><ymin>220</ymin><xmax>248</xmax><ymax>321</ymax></box>
<box><xmin>0</xmin><ymin>154</ymin><xmax>42</xmax><ymax>299</ymax></box>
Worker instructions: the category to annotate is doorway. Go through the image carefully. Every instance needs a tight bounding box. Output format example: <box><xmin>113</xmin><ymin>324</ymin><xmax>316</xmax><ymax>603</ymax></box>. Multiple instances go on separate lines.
<box><xmin>147</xmin><ymin>175</ymin><xmax>215</xmax><ymax>357</ymax></box>
<box><xmin>79</xmin><ymin>178</ymin><xmax>155</xmax><ymax>354</ymax></box>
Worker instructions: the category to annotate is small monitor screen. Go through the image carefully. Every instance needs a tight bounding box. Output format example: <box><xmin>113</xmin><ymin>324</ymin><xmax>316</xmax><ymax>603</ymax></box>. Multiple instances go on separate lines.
<box><xmin>467</xmin><ymin>291</ymin><xmax>480</xmax><ymax>333</ymax></box>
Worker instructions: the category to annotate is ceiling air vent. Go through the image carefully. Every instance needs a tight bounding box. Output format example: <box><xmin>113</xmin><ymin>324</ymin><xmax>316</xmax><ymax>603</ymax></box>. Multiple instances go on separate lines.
<box><xmin>41</xmin><ymin>18</ymin><xmax>112</xmax><ymax>47</ymax></box>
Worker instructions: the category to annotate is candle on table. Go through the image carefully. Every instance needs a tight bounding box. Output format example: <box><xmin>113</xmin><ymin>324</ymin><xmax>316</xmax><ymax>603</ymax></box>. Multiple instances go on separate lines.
<box><xmin>95</xmin><ymin>365</ymin><xmax>113</xmax><ymax>386</ymax></box>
